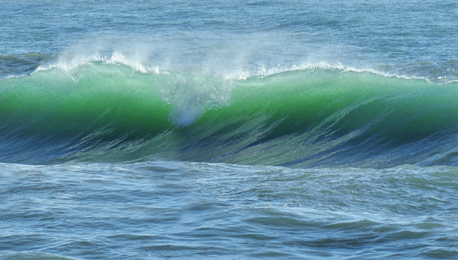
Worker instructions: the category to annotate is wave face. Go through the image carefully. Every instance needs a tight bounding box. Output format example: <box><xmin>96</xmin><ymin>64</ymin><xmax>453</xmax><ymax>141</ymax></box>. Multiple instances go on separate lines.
<box><xmin>0</xmin><ymin>63</ymin><xmax>456</xmax><ymax>167</ymax></box>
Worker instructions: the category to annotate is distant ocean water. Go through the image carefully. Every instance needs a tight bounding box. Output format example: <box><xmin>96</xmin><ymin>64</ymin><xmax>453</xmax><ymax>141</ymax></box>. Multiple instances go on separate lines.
<box><xmin>0</xmin><ymin>1</ymin><xmax>457</xmax><ymax>259</ymax></box>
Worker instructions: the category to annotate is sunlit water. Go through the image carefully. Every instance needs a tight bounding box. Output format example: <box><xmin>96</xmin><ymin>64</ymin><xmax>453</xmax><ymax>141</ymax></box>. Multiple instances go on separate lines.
<box><xmin>0</xmin><ymin>0</ymin><xmax>457</xmax><ymax>259</ymax></box>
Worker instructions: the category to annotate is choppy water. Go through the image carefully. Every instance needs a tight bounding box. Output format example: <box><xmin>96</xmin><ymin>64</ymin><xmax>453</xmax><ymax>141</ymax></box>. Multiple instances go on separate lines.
<box><xmin>0</xmin><ymin>0</ymin><xmax>457</xmax><ymax>259</ymax></box>
<box><xmin>1</xmin><ymin>162</ymin><xmax>457</xmax><ymax>259</ymax></box>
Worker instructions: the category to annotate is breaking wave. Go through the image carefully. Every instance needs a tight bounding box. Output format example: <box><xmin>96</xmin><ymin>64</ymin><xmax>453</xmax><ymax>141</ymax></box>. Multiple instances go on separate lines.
<box><xmin>0</xmin><ymin>61</ymin><xmax>456</xmax><ymax>167</ymax></box>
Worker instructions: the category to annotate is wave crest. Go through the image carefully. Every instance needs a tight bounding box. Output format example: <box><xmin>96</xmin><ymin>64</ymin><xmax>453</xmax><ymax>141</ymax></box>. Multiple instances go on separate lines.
<box><xmin>0</xmin><ymin>64</ymin><xmax>457</xmax><ymax>167</ymax></box>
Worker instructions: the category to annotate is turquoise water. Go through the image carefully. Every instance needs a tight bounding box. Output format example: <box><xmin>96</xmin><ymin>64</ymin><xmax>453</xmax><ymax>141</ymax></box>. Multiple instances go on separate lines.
<box><xmin>0</xmin><ymin>0</ymin><xmax>457</xmax><ymax>259</ymax></box>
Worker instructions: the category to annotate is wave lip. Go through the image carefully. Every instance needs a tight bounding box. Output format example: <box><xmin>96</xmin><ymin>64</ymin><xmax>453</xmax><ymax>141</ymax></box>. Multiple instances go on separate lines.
<box><xmin>0</xmin><ymin>63</ymin><xmax>456</xmax><ymax>167</ymax></box>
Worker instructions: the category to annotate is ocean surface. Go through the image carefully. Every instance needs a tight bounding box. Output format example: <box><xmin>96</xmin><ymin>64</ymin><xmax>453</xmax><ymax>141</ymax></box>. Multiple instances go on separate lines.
<box><xmin>0</xmin><ymin>0</ymin><xmax>457</xmax><ymax>259</ymax></box>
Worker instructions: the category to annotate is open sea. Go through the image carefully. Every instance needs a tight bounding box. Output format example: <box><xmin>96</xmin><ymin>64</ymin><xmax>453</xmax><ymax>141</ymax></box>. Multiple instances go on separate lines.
<box><xmin>0</xmin><ymin>0</ymin><xmax>457</xmax><ymax>259</ymax></box>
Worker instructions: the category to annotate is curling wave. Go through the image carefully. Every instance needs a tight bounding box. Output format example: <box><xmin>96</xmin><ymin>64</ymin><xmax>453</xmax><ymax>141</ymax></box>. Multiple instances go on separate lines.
<box><xmin>0</xmin><ymin>62</ymin><xmax>456</xmax><ymax>167</ymax></box>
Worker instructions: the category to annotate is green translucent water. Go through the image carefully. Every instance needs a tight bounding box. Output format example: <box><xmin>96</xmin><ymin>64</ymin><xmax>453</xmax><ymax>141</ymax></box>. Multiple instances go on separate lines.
<box><xmin>0</xmin><ymin>1</ymin><xmax>457</xmax><ymax>259</ymax></box>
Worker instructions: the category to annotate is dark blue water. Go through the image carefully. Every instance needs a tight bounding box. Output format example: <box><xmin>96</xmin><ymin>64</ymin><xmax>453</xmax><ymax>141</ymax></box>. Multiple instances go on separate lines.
<box><xmin>0</xmin><ymin>1</ymin><xmax>457</xmax><ymax>259</ymax></box>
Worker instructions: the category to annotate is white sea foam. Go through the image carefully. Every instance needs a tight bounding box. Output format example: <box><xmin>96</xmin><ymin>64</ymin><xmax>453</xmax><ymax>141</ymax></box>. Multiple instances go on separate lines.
<box><xmin>29</xmin><ymin>31</ymin><xmax>455</xmax><ymax>85</ymax></box>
